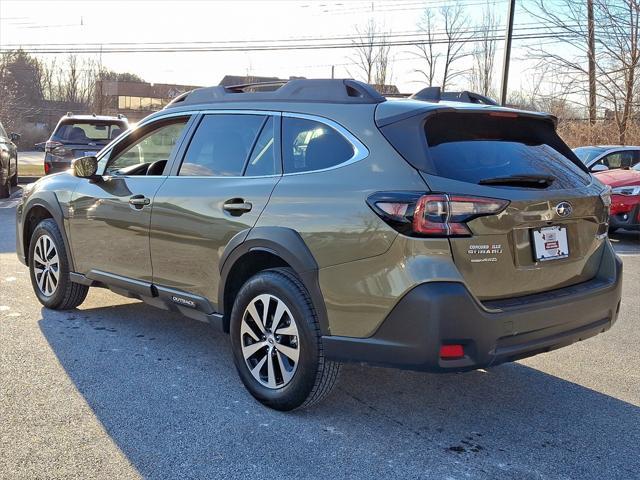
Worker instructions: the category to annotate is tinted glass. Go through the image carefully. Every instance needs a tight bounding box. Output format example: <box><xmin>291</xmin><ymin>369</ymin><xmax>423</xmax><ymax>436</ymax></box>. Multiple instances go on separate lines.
<box><xmin>106</xmin><ymin>120</ymin><xmax>187</xmax><ymax>174</ymax></box>
<box><xmin>245</xmin><ymin>117</ymin><xmax>278</xmax><ymax>176</ymax></box>
<box><xmin>0</xmin><ymin>122</ymin><xmax>7</xmax><ymax>139</ymax></box>
<box><xmin>593</xmin><ymin>151</ymin><xmax>635</xmax><ymax>170</ymax></box>
<box><xmin>424</xmin><ymin>113</ymin><xmax>590</xmax><ymax>188</ymax></box>
<box><xmin>180</xmin><ymin>114</ymin><xmax>264</xmax><ymax>176</ymax></box>
<box><xmin>573</xmin><ymin>146</ymin><xmax>606</xmax><ymax>163</ymax></box>
<box><xmin>282</xmin><ymin>117</ymin><xmax>354</xmax><ymax>173</ymax></box>
<box><xmin>53</xmin><ymin>120</ymin><xmax>127</xmax><ymax>144</ymax></box>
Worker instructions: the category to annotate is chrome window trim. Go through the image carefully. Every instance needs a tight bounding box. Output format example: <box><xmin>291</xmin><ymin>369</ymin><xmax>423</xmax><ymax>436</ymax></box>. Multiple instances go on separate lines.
<box><xmin>95</xmin><ymin>110</ymin><xmax>199</xmax><ymax>165</ymax></box>
<box><xmin>280</xmin><ymin>112</ymin><xmax>369</xmax><ymax>176</ymax></box>
<box><xmin>101</xmin><ymin>109</ymin><xmax>369</xmax><ymax>179</ymax></box>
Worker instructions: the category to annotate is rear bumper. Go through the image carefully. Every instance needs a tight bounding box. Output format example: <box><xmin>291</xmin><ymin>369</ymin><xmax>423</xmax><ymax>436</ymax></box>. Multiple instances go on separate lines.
<box><xmin>323</xmin><ymin>246</ymin><xmax>623</xmax><ymax>372</ymax></box>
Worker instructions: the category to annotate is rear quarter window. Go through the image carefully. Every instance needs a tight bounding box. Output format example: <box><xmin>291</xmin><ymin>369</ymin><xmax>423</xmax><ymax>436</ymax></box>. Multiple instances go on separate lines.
<box><xmin>282</xmin><ymin>117</ymin><xmax>354</xmax><ymax>173</ymax></box>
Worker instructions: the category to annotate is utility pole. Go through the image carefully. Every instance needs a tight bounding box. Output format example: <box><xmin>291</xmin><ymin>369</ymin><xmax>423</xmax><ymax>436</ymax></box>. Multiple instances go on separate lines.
<box><xmin>500</xmin><ymin>0</ymin><xmax>516</xmax><ymax>106</ymax></box>
<box><xmin>587</xmin><ymin>0</ymin><xmax>596</xmax><ymax>125</ymax></box>
<box><xmin>331</xmin><ymin>65</ymin><xmax>335</xmax><ymax>79</ymax></box>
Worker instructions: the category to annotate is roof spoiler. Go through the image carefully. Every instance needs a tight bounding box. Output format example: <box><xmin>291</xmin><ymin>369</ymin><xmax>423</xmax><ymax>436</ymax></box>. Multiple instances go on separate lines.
<box><xmin>410</xmin><ymin>87</ymin><xmax>499</xmax><ymax>106</ymax></box>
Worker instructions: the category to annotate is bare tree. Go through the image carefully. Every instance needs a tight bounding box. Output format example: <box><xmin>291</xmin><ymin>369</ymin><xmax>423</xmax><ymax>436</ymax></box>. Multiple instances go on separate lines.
<box><xmin>527</xmin><ymin>0</ymin><xmax>640</xmax><ymax>142</ymax></box>
<box><xmin>471</xmin><ymin>5</ymin><xmax>499</xmax><ymax>97</ymax></box>
<box><xmin>0</xmin><ymin>54</ymin><xmax>21</xmax><ymax>132</ymax></box>
<box><xmin>350</xmin><ymin>19</ymin><xmax>378</xmax><ymax>83</ymax></box>
<box><xmin>596</xmin><ymin>0</ymin><xmax>640</xmax><ymax>143</ymax></box>
<box><xmin>414</xmin><ymin>9</ymin><xmax>439</xmax><ymax>86</ymax></box>
<box><xmin>440</xmin><ymin>3</ymin><xmax>471</xmax><ymax>91</ymax></box>
<box><xmin>374</xmin><ymin>32</ymin><xmax>392</xmax><ymax>88</ymax></box>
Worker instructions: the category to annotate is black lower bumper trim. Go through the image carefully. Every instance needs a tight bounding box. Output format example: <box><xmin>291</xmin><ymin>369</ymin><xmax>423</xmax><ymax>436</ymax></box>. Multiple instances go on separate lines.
<box><xmin>323</xmin><ymin>256</ymin><xmax>622</xmax><ymax>372</ymax></box>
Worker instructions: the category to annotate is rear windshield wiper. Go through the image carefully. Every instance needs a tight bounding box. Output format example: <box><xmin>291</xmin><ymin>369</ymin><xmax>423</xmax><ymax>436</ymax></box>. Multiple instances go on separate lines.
<box><xmin>478</xmin><ymin>174</ymin><xmax>555</xmax><ymax>188</ymax></box>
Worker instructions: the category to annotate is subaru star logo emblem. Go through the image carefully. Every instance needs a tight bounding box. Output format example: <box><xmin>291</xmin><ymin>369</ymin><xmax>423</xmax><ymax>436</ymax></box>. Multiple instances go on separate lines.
<box><xmin>555</xmin><ymin>201</ymin><xmax>573</xmax><ymax>217</ymax></box>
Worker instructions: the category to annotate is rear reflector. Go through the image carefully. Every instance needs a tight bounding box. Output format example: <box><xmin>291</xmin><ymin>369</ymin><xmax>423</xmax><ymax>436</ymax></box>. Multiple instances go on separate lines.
<box><xmin>440</xmin><ymin>344</ymin><xmax>464</xmax><ymax>359</ymax></box>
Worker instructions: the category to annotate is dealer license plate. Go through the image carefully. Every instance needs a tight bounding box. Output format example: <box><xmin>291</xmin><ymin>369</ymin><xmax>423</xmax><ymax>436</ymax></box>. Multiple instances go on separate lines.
<box><xmin>532</xmin><ymin>225</ymin><xmax>569</xmax><ymax>262</ymax></box>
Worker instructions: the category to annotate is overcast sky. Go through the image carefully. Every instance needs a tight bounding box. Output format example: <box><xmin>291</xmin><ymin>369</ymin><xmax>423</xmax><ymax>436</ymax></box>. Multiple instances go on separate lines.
<box><xmin>1</xmin><ymin>0</ymin><xmax>546</xmax><ymax>95</ymax></box>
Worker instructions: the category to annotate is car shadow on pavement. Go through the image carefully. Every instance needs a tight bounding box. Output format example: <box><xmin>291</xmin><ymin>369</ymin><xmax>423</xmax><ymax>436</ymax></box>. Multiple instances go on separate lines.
<box><xmin>39</xmin><ymin>301</ymin><xmax>640</xmax><ymax>480</ymax></box>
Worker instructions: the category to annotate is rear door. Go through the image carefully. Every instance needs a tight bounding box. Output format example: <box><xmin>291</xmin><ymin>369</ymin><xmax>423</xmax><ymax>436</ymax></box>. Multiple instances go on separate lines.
<box><xmin>149</xmin><ymin>111</ymin><xmax>281</xmax><ymax>308</ymax></box>
<box><xmin>393</xmin><ymin>111</ymin><xmax>608</xmax><ymax>300</ymax></box>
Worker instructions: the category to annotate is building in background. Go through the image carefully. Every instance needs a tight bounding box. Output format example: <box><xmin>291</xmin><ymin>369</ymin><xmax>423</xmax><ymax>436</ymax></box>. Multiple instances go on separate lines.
<box><xmin>218</xmin><ymin>75</ymin><xmax>285</xmax><ymax>86</ymax></box>
<box><xmin>94</xmin><ymin>80</ymin><xmax>202</xmax><ymax>121</ymax></box>
<box><xmin>93</xmin><ymin>77</ymin><xmax>400</xmax><ymax>123</ymax></box>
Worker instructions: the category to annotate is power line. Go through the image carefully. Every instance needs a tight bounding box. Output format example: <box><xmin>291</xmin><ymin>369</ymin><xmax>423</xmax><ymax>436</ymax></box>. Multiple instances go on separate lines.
<box><xmin>1</xmin><ymin>21</ymin><xmax>581</xmax><ymax>48</ymax></box>
<box><xmin>1</xmin><ymin>26</ymin><xmax>585</xmax><ymax>55</ymax></box>
<box><xmin>0</xmin><ymin>32</ymin><xmax>581</xmax><ymax>54</ymax></box>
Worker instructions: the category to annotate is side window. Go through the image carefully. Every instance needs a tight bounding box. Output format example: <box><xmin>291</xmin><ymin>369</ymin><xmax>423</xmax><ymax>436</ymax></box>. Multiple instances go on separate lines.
<box><xmin>106</xmin><ymin>119</ymin><xmax>188</xmax><ymax>175</ymax></box>
<box><xmin>600</xmin><ymin>152</ymin><xmax>624</xmax><ymax>169</ymax></box>
<box><xmin>620</xmin><ymin>151</ymin><xmax>635</xmax><ymax>168</ymax></box>
<box><xmin>282</xmin><ymin>117</ymin><xmax>354</xmax><ymax>174</ymax></box>
<box><xmin>179</xmin><ymin>114</ymin><xmax>264</xmax><ymax>176</ymax></box>
<box><xmin>245</xmin><ymin>117</ymin><xmax>278</xmax><ymax>176</ymax></box>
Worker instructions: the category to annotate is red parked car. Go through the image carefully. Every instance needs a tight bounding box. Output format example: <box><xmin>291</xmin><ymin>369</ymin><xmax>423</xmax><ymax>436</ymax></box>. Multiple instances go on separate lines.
<box><xmin>595</xmin><ymin>163</ymin><xmax>640</xmax><ymax>232</ymax></box>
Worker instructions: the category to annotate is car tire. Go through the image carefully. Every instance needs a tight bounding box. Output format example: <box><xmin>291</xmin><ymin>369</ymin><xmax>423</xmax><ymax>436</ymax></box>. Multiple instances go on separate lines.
<box><xmin>0</xmin><ymin>173</ymin><xmax>9</xmax><ymax>198</ymax></box>
<box><xmin>28</xmin><ymin>219</ymin><xmax>89</xmax><ymax>310</ymax></box>
<box><xmin>10</xmin><ymin>163</ymin><xmax>18</xmax><ymax>187</ymax></box>
<box><xmin>230</xmin><ymin>268</ymin><xmax>340</xmax><ymax>411</ymax></box>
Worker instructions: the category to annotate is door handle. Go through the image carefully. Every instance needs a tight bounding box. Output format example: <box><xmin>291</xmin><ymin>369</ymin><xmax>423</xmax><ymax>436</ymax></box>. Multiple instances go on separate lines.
<box><xmin>223</xmin><ymin>199</ymin><xmax>252</xmax><ymax>215</ymax></box>
<box><xmin>129</xmin><ymin>195</ymin><xmax>151</xmax><ymax>208</ymax></box>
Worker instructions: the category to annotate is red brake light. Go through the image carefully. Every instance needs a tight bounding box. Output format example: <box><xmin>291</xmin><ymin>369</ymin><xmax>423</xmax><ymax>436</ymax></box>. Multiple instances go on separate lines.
<box><xmin>489</xmin><ymin>111</ymin><xmax>518</xmax><ymax>118</ymax></box>
<box><xmin>411</xmin><ymin>194</ymin><xmax>509</xmax><ymax>237</ymax></box>
<box><xmin>368</xmin><ymin>192</ymin><xmax>509</xmax><ymax>238</ymax></box>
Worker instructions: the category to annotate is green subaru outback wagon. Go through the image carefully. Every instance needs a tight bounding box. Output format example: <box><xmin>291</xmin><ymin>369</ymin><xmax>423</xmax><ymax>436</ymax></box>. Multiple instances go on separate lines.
<box><xmin>16</xmin><ymin>79</ymin><xmax>622</xmax><ymax>410</ymax></box>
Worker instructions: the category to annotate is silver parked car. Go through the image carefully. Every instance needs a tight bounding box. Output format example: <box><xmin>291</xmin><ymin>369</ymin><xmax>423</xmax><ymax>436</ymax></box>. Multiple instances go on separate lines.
<box><xmin>573</xmin><ymin>145</ymin><xmax>640</xmax><ymax>172</ymax></box>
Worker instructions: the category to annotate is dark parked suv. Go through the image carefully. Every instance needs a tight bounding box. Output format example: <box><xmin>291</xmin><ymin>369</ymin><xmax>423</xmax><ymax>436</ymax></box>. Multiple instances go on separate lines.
<box><xmin>44</xmin><ymin>113</ymin><xmax>128</xmax><ymax>174</ymax></box>
<box><xmin>16</xmin><ymin>80</ymin><xmax>623</xmax><ymax>410</ymax></box>
<box><xmin>0</xmin><ymin>120</ymin><xmax>19</xmax><ymax>198</ymax></box>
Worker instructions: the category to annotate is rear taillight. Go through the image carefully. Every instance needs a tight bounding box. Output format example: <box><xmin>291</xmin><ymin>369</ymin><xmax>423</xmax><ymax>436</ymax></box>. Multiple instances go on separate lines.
<box><xmin>45</xmin><ymin>140</ymin><xmax>68</xmax><ymax>156</ymax></box>
<box><xmin>368</xmin><ymin>192</ymin><xmax>509</xmax><ymax>237</ymax></box>
<box><xmin>45</xmin><ymin>140</ymin><xmax>62</xmax><ymax>152</ymax></box>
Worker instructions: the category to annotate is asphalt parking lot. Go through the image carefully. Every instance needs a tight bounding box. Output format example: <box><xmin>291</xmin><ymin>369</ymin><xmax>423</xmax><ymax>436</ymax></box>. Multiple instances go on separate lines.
<box><xmin>1</xmin><ymin>185</ymin><xmax>638</xmax><ymax>480</ymax></box>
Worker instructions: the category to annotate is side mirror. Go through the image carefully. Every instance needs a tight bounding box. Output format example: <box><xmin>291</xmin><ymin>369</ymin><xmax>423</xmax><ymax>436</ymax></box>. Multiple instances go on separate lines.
<box><xmin>591</xmin><ymin>164</ymin><xmax>609</xmax><ymax>172</ymax></box>
<box><xmin>10</xmin><ymin>132</ymin><xmax>20</xmax><ymax>142</ymax></box>
<box><xmin>72</xmin><ymin>156</ymin><xmax>100</xmax><ymax>179</ymax></box>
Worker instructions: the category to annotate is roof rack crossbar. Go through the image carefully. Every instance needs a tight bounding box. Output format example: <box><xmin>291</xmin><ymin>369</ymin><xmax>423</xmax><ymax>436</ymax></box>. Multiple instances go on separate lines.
<box><xmin>165</xmin><ymin>79</ymin><xmax>386</xmax><ymax>107</ymax></box>
<box><xmin>410</xmin><ymin>87</ymin><xmax>498</xmax><ymax>106</ymax></box>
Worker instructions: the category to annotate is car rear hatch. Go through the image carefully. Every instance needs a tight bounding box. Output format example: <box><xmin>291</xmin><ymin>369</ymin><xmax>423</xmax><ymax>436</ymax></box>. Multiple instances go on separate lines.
<box><xmin>48</xmin><ymin>119</ymin><xmax>126</xmax><ymax>160</ymax></box>
<box><xmin>377</xmin><ymin>106</ymin><xmax>610</xmax><ymax>301</ymax></box>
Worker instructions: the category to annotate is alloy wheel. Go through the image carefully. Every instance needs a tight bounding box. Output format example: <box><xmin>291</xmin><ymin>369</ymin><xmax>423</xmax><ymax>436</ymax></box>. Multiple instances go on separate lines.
<box><xmin>240</xmin><ymin>293</ymin><xmax>300</xmax><ymax>389</ymax></box>
<box><xmin>33</xmin><ymin>234</ymin><xmax>59</xmax><ymax>297</ymax></box>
